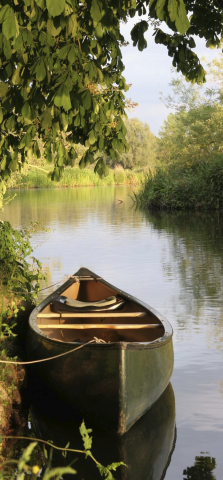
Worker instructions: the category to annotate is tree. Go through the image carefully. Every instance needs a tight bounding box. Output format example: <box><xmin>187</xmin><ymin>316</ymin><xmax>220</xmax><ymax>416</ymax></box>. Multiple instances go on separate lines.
<box><xmin>1</xmin><ymin>0</ymin><xmax>223</xmax><ymax>203</ymax></box>
<box><xmin>107</xmin><ymin>118</ymin><xmax>157</xmax><ymax>170</ymax></box>
<box><xmin>158</xmin><ymin>62</ymin><xmax>223</xmax><ymax>166</ymax></box>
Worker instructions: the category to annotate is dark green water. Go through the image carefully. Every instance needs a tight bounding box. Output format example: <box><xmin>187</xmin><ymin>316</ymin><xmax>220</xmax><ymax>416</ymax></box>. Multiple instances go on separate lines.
<box><xmin>2</xmin><ymin>186</ymin><xmax>223</xmax><ymax>479</ymax></box>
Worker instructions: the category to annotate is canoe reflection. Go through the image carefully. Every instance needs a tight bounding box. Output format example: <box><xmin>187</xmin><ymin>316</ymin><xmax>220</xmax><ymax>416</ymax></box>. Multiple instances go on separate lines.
<box><xmin>30</xmin><ymin>383</ymin><xmax>176</xmax><ymax>480</ymax></box>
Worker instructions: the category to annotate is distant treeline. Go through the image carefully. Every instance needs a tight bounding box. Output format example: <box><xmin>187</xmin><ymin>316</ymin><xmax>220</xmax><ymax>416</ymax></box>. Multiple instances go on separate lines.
<box><xmin>9</xmin><ymin>117</ymin><xmax>157</xmax><ymax>189</ymax></box>
<box><xmin>135</xmin><ymin>56</ymin><xmax>223</xmax><ymax>210</ymax></box>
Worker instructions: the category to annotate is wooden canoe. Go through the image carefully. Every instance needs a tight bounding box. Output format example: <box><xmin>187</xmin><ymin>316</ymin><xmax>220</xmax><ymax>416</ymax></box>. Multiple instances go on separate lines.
<box><xmin>27</xmin><ymin>267</ymin><xmax>174</xmax><ymax>435</ymax></box>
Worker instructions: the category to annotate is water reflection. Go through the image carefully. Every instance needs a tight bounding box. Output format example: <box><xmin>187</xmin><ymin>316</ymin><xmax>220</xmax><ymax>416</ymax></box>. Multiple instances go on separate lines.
<box><xmin>30</xmin><ymin>383</ymin><xmax>176</xmax><ymax>480</ymax></box>
<box><xmin>183</xmin><ymin>455</ymin><xmax>216</xmax><ymax>480</ymax></box>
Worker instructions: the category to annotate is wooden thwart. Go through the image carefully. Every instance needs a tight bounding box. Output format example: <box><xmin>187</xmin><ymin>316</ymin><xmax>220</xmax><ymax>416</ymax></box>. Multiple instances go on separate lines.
<box><xmin>37</xmin><ymin>312</ymin><xmax>146</xmax><ymax>319</ymax></box>
<box><xmin>39</xmin><ymin>324</ymin><xmax>162</xmax><ymax>330</ymax></box>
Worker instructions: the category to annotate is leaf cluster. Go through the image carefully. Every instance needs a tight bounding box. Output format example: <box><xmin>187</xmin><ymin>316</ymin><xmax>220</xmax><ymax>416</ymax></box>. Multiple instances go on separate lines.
<box><xmin>79</xmin><ymin>421</ymin><xmax>125</xmax><ymax>479</ymax></box>
<box><xmin>0</xmin><ymin>0</ymin><xmax>130</xmax><ymax>186</ymax></box>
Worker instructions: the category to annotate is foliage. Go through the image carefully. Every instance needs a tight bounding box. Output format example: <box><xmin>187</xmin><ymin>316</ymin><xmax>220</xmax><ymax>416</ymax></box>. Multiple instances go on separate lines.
<box><xmin>106</xmin><ymin>118</ymin><xmax>157</xmax><ymax>170</ymax></box>
<box><xmin>0</xmin><ymin>220</ymin><xmax>45</xmax><ymax>331</ymax></box>
<box><xmin>0</xmin><ymin>0</ymin><xmax>223</xmax><ymax>196</ymax></box>
<box><xmin>0</xmin><ymin>440</ymin><xmax>77</xmax><ymax>480</ymax></box>
<box><xmin>0</xmin><ymin>421</ymin><xmax>125</xmax><ymax>480</ymax></box>
<box><xmin>158</xmin><ymin>72</ymin><xmax>223</xmax><ymax>167</ymax></box>
<box><xmin>134</xmin><ymin>156</ymin><xmax>223</xmax><ymax>210</ymax></box>
<box><xmin>79</xmin><ymin>421</ymin><xmax>125</xmax><ymax>480</ymax></box>
<box><xmin>135</xmin><ymin>56</ymin><xmax>223</xmax><ymax>210</ymax></box>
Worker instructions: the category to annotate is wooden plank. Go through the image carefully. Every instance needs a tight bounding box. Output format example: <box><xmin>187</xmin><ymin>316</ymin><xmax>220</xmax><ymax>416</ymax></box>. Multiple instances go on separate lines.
<box><xmin>39</xmin><ymin>324</ymin><xmax>162</xmax><ymax>330</ymax></box>
<box><xmin>37</xmin><ymin>312</ymin><xmax>146</xmax><ymax>318</ymax></box>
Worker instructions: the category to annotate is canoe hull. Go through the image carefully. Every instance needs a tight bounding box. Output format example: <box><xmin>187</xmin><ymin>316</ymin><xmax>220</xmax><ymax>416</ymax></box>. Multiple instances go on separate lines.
<box><xmin>27</xmin><ymin>329</ymin><xmax>174</xmax><ymax>434</ymax></box>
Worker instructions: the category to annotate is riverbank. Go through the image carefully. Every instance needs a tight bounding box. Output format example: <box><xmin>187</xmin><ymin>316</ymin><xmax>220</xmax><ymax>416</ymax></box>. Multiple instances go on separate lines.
<box><xmin>0</xmin><ymin>303</ymin><xmax>32</xmax><ymax>440</ymax></box>
<box><xmin>0</xmin><ymin>221</ymin><xmax>45</xmax><ymax>441</ymax></box>
<box><xmin>134</xmin><ymin>158</ymin><xmax>223</xmax><ymax>210</ymax></box>
<box><xmin>8</xmin><ymin>167</ymin><xmax>145</xmax><ymax>189</ymax></box>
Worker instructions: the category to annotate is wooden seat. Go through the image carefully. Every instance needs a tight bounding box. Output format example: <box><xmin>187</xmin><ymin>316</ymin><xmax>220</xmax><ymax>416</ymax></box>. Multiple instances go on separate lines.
<box><xmin>39</xmin><ymin>324</ymin><xmax>162</xmax><ymax>330</ymax></box>
<box><xmin>37</xmin><ymin>312</ymin><xmax>146</xmax><ymax>318</ymax></box>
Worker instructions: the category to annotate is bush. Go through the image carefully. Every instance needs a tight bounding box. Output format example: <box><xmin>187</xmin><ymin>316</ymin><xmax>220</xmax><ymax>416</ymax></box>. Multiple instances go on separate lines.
<box><xmin>135</xmin><ymin>156</ymin><xmax>223</xmax><ymax>210</ymax></box>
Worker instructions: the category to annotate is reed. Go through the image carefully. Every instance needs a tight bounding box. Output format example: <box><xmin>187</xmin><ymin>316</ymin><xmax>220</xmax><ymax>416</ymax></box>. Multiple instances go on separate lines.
<box><xmin>8</xmin><ymin>167</ymin><xmax>145</xmax><ymax>189</ymax></box>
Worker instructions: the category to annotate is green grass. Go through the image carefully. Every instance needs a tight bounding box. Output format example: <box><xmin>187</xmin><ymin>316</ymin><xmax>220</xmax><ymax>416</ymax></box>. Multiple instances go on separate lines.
<box><xmin>134</xmin><ymin>156</ymin><xmax>223</xmax><ymax>210</ymax></box>
<box><xmin>8</xmin><ymin>167</ymin><xmax>145</xmax><ymax>189</ymax></box>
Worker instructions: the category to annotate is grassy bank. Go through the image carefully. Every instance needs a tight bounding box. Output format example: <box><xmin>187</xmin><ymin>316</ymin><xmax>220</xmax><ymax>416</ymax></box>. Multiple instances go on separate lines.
<box><xmin>134</xmin><ymin>157</ymin><xmax>223</xmax><ymax>210</ymax></box>
<box><xmin>8</xmin><ymin>167</ymin><xmax>145</xmax><ymax>189</ymax></box>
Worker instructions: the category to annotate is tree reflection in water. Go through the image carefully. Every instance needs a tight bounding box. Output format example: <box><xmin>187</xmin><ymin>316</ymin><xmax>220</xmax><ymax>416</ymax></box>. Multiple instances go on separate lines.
<box><xmin>183</xmin><ymin>456</ymin><xmax>216</xmax><ymax>480</ymax></box>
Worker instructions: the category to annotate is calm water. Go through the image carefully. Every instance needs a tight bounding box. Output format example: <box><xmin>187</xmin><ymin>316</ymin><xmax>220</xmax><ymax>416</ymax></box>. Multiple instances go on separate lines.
<box><xmin>2</xmin><ymin>186</ymin><xmax>223</xmax><ymax>479</ymax></box>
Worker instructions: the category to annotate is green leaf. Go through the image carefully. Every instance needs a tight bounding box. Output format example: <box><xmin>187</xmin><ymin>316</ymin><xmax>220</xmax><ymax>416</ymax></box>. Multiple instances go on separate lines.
<box><xmin>54</xmin><ymin>84</ymin><xmax>72</xmax><ymax>111</ymax></box>
<box><xmin>0</xmin><ymin>108</ymin><xmax>3</xmax><ymax>124</ymax></box>
<box><xmin>6</xmin><ymin>115</ymin><xmax>16</xmax><ymax>131</ymax></box>
<box><xmin>0</xmin><ymin>82</ymin><xmax>8</xmax><ymax>97</ymax></box>
<box><xmin>47</xmin><ymin>18</ymin><xmax>61</xmax><ymax>36</ymax></box>
<box><xmin>98</xmin><ymin>136</ymin><xmax>104</xmax><ymax>150</ymax></box>
<box><xmin>156</xmin><ymin>0</ymin><xmax>167</xmax><ymax>21</ymax></box>
<box><xmin>2</xmin><ymin>7</ymin><xmax>17</xmax><ymax>40</ymax></box>
<box><xmin>58</xmin><ymin>45</ymin><xmax>71</xmax><ymax>59</ymax></box>
<box><xmin>3</xmin><ymin>38</ymin><xmax>12</xmax><ymax>59</ymax></box>
<box><xmin>89</xmin><ymin>130</ymin><xmax>96</xmax><ymax>145</ymax></box>
<box><xmin>79</xmin><ymin>421</ymin><xmax>93</xmax><ymax>450</ymax></box>
<box><xmin>66</xmin><ymin>14</ymin><xmax>77</xmax><ymax>37</ymax></box>
<box><xmin>12</xmin><ymin>66</ymin><xmax>22</xmax><ymax>85</ymax></box>
<box><xmin>42</xmin><ymin>466</ymin><xmax>76</xmax><ymax>479</ymax></box>
<box><xmin>0</xmin><ymin>5</ymin><xmax>10</xmax><ymax>23</ymax></box>
<box><xmin>0</xmin><ymin>157</ymin><xmax>7</xmax><ymax>170</ymax></box>
<box><xmin>31</xmin><ymin>58</ymin><xmax>47</xmax><ymax>81</ymax></box>
<box><xmin>68</xmin><ymin>45</ymin><xmax>76</xmax><ymax>64</ymax></box>
<box><xmin>90</xmin><ymin>0</ymin><xmax>102</xmax><ymax>23</ymax></box>
<box><xmin>22</xmin><ymin>102</ymin><xmax>31</xmax><ymax>119</ymax></box>
<box><xmin>35</xmin><ymin>0</ymin><xmax>45</xmax><ymax>7</ymax></box>
<box><xmin>9</xmin><ymin>157</ymin><xmax>18</xmax><ymax>172</ymax></box>
<box><xmin>94</xmin><ymin>158</ymin><xmax>109</xmax><ymax>178</ymax></box>
<box><xmin>81</xmin><ymin>90</ymin><xmax>91</xmax><ymax>110</ymax></box>
<box><xmin>168</xmin><ymin>0</ymin><xmax>177</xmax><ymax>22</ymax></box>
<box><xmin>175</xmin><ymin>0</ymin><xmax>190</xmax><ymax>35</ymax></box>
<box><xmin>46</xmin><ymin>0</ymin><xmax>65</xmax><ymax>17</ymax></box>
<box><xmin>40</xmin><ymin>108</ymin><xmax>52</xmax><ymax>129</ymax></box>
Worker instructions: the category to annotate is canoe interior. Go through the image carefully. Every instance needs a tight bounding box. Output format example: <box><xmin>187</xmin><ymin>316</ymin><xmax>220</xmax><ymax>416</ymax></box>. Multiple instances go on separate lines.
<box><xmin>37</xmin><ymin>278</ymin><xmax>165</xmax><ymax>343</ymax></box>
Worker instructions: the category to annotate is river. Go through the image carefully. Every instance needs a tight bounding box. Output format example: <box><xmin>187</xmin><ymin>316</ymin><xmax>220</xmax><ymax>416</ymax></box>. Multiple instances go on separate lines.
<box><xmin>2</xmin><ymin>186</ymin><xmax>223</xmax><ymax>479</ymax></box>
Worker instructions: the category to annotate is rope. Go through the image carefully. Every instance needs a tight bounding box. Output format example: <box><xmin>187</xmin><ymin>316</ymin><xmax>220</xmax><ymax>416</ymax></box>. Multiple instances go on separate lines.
<box><xmin>6</xmin><ymin>280</ymin><xmax>67</xmax><ymax>295</ymax></box>
<box><xmin>0</xmin><ymin>337</ymin><xmax>106</xmax><ymax>366</ymax></box>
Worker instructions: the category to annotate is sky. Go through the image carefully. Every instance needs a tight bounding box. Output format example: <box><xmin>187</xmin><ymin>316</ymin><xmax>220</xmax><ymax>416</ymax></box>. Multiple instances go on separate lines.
<box><xmin>120</xmin><ymin>17</ymin><xmax>221</xmax><ymax>136</ymax></box>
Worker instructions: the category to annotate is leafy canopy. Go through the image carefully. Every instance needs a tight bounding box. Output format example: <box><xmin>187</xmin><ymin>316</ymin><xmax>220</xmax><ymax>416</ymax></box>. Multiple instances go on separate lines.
<box><xmin>0</xmin><ymin>0</ymin><xmax>223</xmax><ymax>194</ymax></box>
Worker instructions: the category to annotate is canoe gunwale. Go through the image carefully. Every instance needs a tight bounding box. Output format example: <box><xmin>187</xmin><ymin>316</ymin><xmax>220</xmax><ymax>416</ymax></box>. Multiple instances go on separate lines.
<box><xmin>29</xmin><ymin>267</ymin><xmax>173</xmax><ymax>350</ymax></box>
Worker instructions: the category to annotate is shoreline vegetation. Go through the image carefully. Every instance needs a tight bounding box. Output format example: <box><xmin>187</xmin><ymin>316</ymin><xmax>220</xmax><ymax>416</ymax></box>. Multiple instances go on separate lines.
<box><xmin>7</xmin><ymin>166</ymin><xmax>145</xmax><ymax>190</ymax></box>
<box><xmin>0</xmin><ymin>222</ymin><xmax>45</xmax><ymax>444</ymax></box>
<box><xmin>134</xmin><ymin>157</ymin><xmax>223</xmax><ymax>211</ymax></box>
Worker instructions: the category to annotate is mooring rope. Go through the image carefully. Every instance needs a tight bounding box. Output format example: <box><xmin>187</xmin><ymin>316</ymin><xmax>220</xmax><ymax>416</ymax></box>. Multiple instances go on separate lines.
<box><xmin>7</xmin><ymin>280</ymin><xmax>66</xmax><ymax>295</ymax></box>
<box><xmin>0</xmin><ymin>337</ymin><xmax>106</xmax><ymax>366</ymax></box>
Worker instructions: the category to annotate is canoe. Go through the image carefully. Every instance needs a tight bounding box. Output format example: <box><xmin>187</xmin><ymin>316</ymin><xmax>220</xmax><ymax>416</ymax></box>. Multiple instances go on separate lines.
<box><xmin>27</xmin><ymin>267</ymin><xmax>174</xmax><ymax>435</ymax></box>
